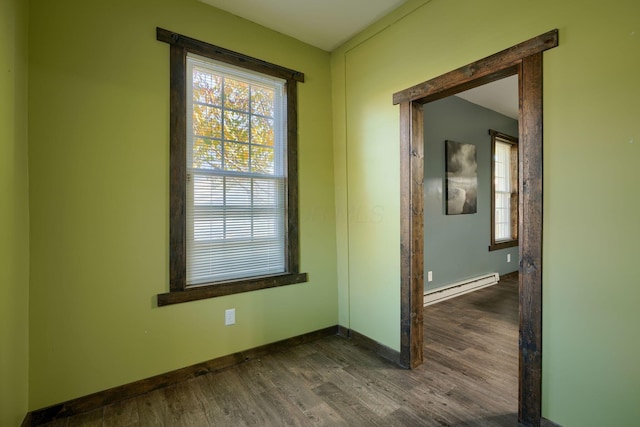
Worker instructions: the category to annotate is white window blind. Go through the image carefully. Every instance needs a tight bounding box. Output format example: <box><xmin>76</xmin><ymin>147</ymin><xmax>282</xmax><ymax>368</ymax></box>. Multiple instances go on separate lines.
<box><xmin>494</xmin><ymin>141</ymin><xmax>511</xmax><ymax>241</ymax></box>
<box><xmin>186</xmin><ymin>54</ymin><xmax>287</xmax><ymax>286</ymax></box>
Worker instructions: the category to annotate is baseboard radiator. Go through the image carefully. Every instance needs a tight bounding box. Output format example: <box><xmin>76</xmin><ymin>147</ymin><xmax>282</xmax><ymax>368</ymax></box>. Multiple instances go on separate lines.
<box><xmin>424</xmin><ymin>272</ymin><xmax>500</xmax><ymax>306</ymax></box>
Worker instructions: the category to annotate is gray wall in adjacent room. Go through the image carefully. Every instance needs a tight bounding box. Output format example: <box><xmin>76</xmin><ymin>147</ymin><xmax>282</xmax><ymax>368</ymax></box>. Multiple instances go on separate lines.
<box><xmin>424</xmin><ymin>96</ymin><xmax>519</xmax><ymax>292</ymax></box>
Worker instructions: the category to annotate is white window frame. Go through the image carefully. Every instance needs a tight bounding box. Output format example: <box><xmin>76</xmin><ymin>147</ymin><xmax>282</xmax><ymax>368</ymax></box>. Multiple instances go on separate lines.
<box><xmin>186</xmin><ymin>55</ymin><xmax>287</xmax><ymax>285</ymax></box>
<box><xmin>489</xmin><ymin>129</ymin><xmax>518</xmax><ymax>251</ymax></box>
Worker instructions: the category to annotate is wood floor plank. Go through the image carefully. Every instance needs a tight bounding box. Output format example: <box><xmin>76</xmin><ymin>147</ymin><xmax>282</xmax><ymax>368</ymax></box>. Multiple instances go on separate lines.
<box><xmin>382</xmin><ymin>406</ymin><xmax>450</xmax><ymax>427</ymax></box>
<box><xmin>65</xmin><ymin>408</ymin><xmax>102</xmax><ymax>427</ymax></box>
<box><xmin>39</xmin><ymin>418</ymin><xmax>68</xmax><ymax>427</ymax></box>
<box><xmin>296</xmin><ymin>401</ymin><xmax>349</xmax><ymax>426</ymax></box>
<box><xmin>163</xmin><ymin>381</ymin><xmax>211</xmax><ymax>427</ymax></box>
<box><xmin>255</xmin><ymin>388</ymin><xmax>316</xmax><ymax>426</ymax></box>
<box><xmin>266</xmin><ymin>356</ymin><xmax>345</xmax><ymax>425</ymax></box>
<box><xmin>289</xmin><ymin>343</ymin><xmax>402</xmax><ymax>419</ymax></box>
<box><xmin>260</xmin><ymin>350</ymin><xmax>351</xmax><ymax>425</ymax></box>
<box><xmin>41</xmin><ymin>276</ymin><xmax>523</xmax><ymax>427</ymax></box>
<box><xmin>312</xmin><ymin>381</ymin><xmax>383</xmax><ymax>426</ymax></box>
<box><xmin>102</xmin><ymin>398</ymin><xmax>139</xmax><ymax>427</ymax></box>
<box><xmin>202</xmin><ymin>366</ymin><xmax>270</xmax><ymax>426</ymax></box>
<box><xmin>135</xmin><ymin>388</ymin><xmax>168</xmax><ymax>426</ymax></box>
<box><xmin>421</xmin><ymin>278</ymin><xmax>519</xmax><ymax>423</ymax></box>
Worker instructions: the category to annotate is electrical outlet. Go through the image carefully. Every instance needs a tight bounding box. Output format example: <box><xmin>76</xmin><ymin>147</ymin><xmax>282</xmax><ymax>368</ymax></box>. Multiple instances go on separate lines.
<box><xmin>507</xmin><ymin>254</ymin><xmax>511</xmax><ymax>263</ymax></box>
<box><xmin>427</xmin><ymin>271</ymin><xmax>433</xmax><ymax>282</ymax></box>
<box><xmin>225</xmin><ymin>308</ymin><xmax>235</xmax><ymax>325</ymax></box>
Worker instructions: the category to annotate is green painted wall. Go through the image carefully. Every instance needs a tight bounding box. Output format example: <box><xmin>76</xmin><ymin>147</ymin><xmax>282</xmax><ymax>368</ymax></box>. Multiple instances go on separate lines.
<box><xmin>332</xmin><ymin>0</ymin><xmax>640</xmax><ymax>425</ymax></box>
<box><xmin>28</xmin><ymin>0</ymin><xmax>336</xmax><ymax>409</ymax></box>
<box><xmin>424</xmin><ymin>96</ymin><xmax>518</xmax><ymax>291</ymax></box>
<box><xmin>17</xmin><ymin>0</ymin><xmax>640</xmax><ymax>423</ymax></box>
<box><xmin>0</xmin><ymin>0</ymin><xmax>30</xmax><ymax>424</ymax></box>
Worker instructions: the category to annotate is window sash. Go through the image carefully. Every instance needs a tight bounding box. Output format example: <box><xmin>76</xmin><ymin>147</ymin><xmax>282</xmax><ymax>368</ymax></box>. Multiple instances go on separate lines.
<box><xmin>186</xmin><ymin>54</ymin><xmax>287</xmax><ymax>286</ymax></box>
<box><xmin>494</xmin><ymin>141</ymin><xmax>512</xmax><ymax>242</ymax></box>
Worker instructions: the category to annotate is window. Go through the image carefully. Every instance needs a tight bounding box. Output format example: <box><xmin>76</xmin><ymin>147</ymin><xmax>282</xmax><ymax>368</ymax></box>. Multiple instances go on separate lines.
<box><xmin>187</xmin><ymin>55</ymin><xmax>287</xmax><ymax>284</ymax></box>
<box><xmin>157</xmin><ymin>29</ymin><xmax>307</xmax><ymax>305</ymax></box>
<box><xmin>489</xmin><ymin>129</ymin><xmax>518</xmax><ymax>251</ymax></box>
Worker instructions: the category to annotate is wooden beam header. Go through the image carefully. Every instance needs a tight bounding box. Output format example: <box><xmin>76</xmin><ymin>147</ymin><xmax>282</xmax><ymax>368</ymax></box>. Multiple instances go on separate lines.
<box><xmin>392</xmin><ymin>29</ymin><xmax>558</xmax><ymax>105</ymax></box>
<box><xmin>157</xmin><ymin>28</ymin><xmax>305</xmax><ymax>83</ymax></box>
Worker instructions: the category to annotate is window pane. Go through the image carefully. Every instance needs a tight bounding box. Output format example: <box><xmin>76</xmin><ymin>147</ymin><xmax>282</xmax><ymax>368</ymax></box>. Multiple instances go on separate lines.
<box><xmin>251</xmin><ymin>145</ymin><xmax>275</xmax><ymax>174</ymax></box>
<box><xmin>251</xmin><ymin>116</ymin><xmax>274</xmax><ymax>146</ymax></box>
<box><xmin>223</xmin><ymin>142</ymin><xmax>249</xmax><ymax>172</ymax></box>
<box><xmin>194</xmin><ymin>218</ymin><xmax>224</xmax><ymax>241</ymax></box>
<box><xmin>193</xmin><ymin>105</ymin><xmax>222</xmax><ymax>139</ymax></box>
<box><xmin>253</xmin><ymin>215</ymin><xmax>279</xmax><ymax>238</ymax></box>
<box><xmin>193</xmin><ymin>70</ymin><xmax>222</xmax><ymax>106</ymax></box>
<box><xmin>192</xmin><ymin>139</ymin><xmax>222</xmax><ymax>170</ymax></box>
<box><xmin>495</xmin><ymin>174</ymin><xmax>507</xmax><ymax>192</ymax></box>
<box><xmin>253</xmin><ymin>179</ymin><xmax>279</xmax><ymax>206</ymax></box>
<box><xmin>251</xmin><ymin>85</ymin><xmax>275</xmax><ymax>117</ymax></box>
<box><xmin>495</xmin><ymin>142</ymin><xmax>511</xmax><ymax>192</ymax></box>
<box><xmin>193</xmin><ymin>175</ymin><xmax>224</xmax><ymax>205</ymax></box>
<box><xmin>188</xmin><ymin>239</ymin><xmax>285</xmax><ymax>283</ymax></box>
<box><xmin>495</xmin><ymin>192</ymin><xmax>511</xmax><ymax>240</ymax></box>
<box><xmin>225</xmin><ymin>215</ymin><xmax>252</xmax><ymax>238</ymax></box>
<box><xmin>224</xmin><ymin>110</ymin><xmax>249</xmax><ymax>143</ymax></box>
<box><xmin>225</xmin><ymin>177</ymin><xmax>252</xmax><ymax>206</ymax></box>
<box><xmin>224</xmin><ymin>78</ymin><xmax>250</xmax><ymax>111</ymax></box>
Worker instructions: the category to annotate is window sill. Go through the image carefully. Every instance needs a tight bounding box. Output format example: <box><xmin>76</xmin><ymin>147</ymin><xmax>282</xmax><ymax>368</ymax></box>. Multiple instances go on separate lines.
<box><xmin>489</xmin><ymin>240</ymin><xmax>518</xmax><ymax>251</ymax></box>
<box><xmin>157</xmin><ymin>272</ymin><xmax>308</xmax><ymax>306</ymax></box>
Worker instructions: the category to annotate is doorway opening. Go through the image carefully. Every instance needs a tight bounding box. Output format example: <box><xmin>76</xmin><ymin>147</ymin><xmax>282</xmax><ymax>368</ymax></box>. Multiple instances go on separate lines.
<box><xmin>422</xmin><ymin>76</ymin><xmax>521</xmax><ymax>419</ymax></box>
<box><xmin>393</xmin><ymin>30</ymin><xmax>558</xmax><ymax>426</ymax></box>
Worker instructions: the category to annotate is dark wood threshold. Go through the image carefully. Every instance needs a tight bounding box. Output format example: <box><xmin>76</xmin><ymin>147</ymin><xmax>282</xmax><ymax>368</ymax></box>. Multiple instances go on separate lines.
<box><xmin>24</xmin><ymin>325</ymin><xmax>338</xmax><ymax>426</ymax></box>
<box><xmin>338</xmin><ymin>325</ymin><xmax>401</xmax><ymax>366</ymax></box>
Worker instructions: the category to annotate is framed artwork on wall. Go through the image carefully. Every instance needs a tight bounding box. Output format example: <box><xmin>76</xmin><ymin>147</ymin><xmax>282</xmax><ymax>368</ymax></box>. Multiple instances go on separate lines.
<box><xmin>445</xmin><ymin>140</ymin><xmax>477</xmax><ymax>215</ymax></box>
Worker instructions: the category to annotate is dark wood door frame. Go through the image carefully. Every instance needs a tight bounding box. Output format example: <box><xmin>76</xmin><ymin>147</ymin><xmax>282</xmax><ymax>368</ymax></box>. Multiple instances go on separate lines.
<box><xmin>393</xmin><ymin>30</ymin><xmax>558</xmax><ymax>427</ymax></box>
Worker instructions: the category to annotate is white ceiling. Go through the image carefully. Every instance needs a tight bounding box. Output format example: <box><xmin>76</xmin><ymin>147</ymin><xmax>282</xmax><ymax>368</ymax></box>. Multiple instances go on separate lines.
<box><xmin>198</xmin><ymin>0</ymin><xmax>409</xmax><ymax>51</ymax></box>
<box><xmin>456</xmin><ymin>75</ymin><xmax>519</xmax><ymax>120</ymax></box>
<box><xmin>198</xmin><ymin>0</ymin><xmax>518</xmax><ymax>118</ymax></box>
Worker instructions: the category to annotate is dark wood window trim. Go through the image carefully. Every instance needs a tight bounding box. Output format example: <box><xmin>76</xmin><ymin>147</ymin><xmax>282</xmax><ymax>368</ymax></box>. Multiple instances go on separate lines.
<box><xmin>156</xmin><ymin>28</ymin><xmax>307</xmax><ymax>306</ymax></box>
<box><xmin>489</xmin><ymin>129</ymin><xmax>519</xmax><ymax>251</ymax></box>
<box><xmin>393</xmin><ymin>29</ymin><xmax>558</xmax><ymax>426</ymax></box>
<box><xmin>489</xmin><ymin>240</ymin><xmax>518</xmax><ymax>251</ymax></box>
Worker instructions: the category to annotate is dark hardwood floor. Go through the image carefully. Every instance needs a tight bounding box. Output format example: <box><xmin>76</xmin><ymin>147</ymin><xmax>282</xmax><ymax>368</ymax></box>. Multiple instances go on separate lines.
<box><xmin>43</xmin><ymin>275</ymin><xmax>553</xmax><ymax>426</ymax></box>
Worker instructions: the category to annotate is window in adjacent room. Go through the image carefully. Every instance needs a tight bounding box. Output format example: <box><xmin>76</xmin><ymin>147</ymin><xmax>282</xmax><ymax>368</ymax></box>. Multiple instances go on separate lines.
<box><xmin>157</xmin><ymin>29</ymin><xmax>307</xmax><ymax>305</ymax></box>
<box><xmin>489</xmin><ymin>129</ymin><xmax>518</xmax><ymax>251</ymax></box>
